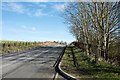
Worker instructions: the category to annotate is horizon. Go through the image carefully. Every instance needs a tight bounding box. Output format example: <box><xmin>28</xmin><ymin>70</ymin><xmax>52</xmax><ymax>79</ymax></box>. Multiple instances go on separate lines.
<box><xmin>1</xmin><ymin>40</ymin><xmax>69</xmax><ymax>43</ymax></box>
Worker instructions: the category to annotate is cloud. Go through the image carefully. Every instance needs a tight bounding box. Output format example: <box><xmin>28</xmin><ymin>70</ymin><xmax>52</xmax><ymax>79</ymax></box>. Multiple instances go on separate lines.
<box><xmin>28</xmin><ymin>0</ymin><xmax>49</xmax><ymax>2</ymax></box>
<box><xmin>22</xmin><ymin>25</ymin><xmax>36</xmax><ymax>31</ymax></box>
<box><xmin>2</xmin><ymin>0</ymin><xmax>49</xmax><ymax>2</ymax></box>
<box><xmin>2</xmin><ymin>0</ymin><xmax>75</xmax><ymax>2</ymax></box>
<box><xmin>2</xmin><ymin>3</ymin><xmax>25</xmax><ymax>14</ymax></box>
<box><xmin>39</xmin><ymin>4</ymin><xmax>46</xmax><ymax>8</ymax></box>
<box><xmin>31</xmin><ymin>27</ymin><xmax>36</xmax><ymax>31</ymax></box>
<box><xmin>2</xmin><ymin>2</ymin><xmax>52</xmax><ymax>17</ymax></box>
<box><xmin>34</xmin><ymin>9</ymin><xmax>49</xmax><ymax>16</ymax></box>
<box><xmin>23</xmin><ymin>25</ymin><xmax>27</xmax><ymax>28</ymax></box>
<box><xmin>53</xmin><ymin>3</ymin><xmax>68</xmax><ymax>12</ymax></box>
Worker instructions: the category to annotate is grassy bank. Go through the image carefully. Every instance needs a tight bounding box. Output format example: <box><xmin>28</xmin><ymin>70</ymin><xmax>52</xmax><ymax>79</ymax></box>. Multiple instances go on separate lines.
<box><xmin>60</xmin><ymin>45</ymin><xmax>120</xmax><ymax>79</ymax></box>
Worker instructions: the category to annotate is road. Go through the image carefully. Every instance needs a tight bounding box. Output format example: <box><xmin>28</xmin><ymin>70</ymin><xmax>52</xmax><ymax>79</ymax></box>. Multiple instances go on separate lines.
<box><xmin>0</xmin><ymin>45</ymin><xmax>66</xmax><ymax>80</ymax></box>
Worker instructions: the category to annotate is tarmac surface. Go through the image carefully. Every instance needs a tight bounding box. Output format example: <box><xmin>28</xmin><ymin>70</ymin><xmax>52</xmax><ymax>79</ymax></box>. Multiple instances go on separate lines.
<box><xmin>0</xmin><ymin>45</ymin><xmax>66</xmax><ymax>80</ymax></box>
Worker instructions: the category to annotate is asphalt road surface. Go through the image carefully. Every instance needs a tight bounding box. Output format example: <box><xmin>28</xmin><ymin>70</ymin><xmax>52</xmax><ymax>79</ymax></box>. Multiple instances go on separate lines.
<box><xmin>0</xmin><ymin>45</ymin><xmax>66</xmax><ymax>80</ymax></box>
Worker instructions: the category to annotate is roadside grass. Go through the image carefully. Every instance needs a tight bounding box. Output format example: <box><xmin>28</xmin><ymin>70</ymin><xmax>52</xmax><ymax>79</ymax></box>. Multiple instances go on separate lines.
<box><xmin>61</xmin><ymin>45</ymin><xmax>120</xmax><ymax>79</ymax></box>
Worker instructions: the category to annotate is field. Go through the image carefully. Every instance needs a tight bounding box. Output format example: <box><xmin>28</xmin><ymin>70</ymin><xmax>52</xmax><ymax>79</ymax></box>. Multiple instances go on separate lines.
<box><xmin>60</xmin><ymin>45</ymin><xmax>120</xmax><ymax>79</ymax></box>
<box><xmin>1</xmin><ymin>41</ymin><xmax>65</xmax><ymax>54</ymax></box>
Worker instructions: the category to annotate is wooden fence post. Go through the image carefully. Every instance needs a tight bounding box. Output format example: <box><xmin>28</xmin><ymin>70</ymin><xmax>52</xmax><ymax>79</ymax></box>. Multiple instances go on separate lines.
<box><xmin>19</xmin><ymin>42</ymin><xmax>21</xmax><ymax>47</ymax></box>
<box><xmin>2</xmin><ymin>43</ymin><xmax>5</xmax><ymax>48</ymax></box>
<box><xmin>26</xmin><ymin>42</ymin><xmax>27</xmax><ymax>46</ymax></box>
<box><xmin>8</xmin><ymin>43</ymin><xmax>11</xmax><ymax>47</ymax></box>
<box><xmin>14</xmin><ymin>43</ymin><xmax>16</xmax><ymax>46</ymax></box>
<box><xmin>71</xmin><ymin>47</ymin><xmax>77</xmax><ymax>67</ymax></box>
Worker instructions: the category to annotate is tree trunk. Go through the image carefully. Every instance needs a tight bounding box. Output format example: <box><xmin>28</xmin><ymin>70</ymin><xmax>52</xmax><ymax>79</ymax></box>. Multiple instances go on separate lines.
<box><xmin>95</xmin><ymin>45</ymin><xmax>98</xmax><ymax>63</ymax></box>
<box><xmin>105</xmin><ymin>34</ymin><xmax>109</xmax><ymax>61</ymax></box>
<box><xmin>103</xmin><ymin>33</ymin><xmax>107</xmax><ymax>61</ymax></box>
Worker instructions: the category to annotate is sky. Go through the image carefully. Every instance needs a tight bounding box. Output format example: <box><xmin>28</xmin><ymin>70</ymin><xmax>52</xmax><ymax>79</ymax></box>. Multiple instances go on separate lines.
<box><xmin>1</xmin><ymin>2</ymin><xmax>76</xmax><ymax>43</ymax></box>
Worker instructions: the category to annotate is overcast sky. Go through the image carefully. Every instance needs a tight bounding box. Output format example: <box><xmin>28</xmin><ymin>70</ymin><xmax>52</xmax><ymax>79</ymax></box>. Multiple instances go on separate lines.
<box><xmin>2</xmin><ymin>2</ymin><xmax>75</xmax><ymax>43</ymax></box>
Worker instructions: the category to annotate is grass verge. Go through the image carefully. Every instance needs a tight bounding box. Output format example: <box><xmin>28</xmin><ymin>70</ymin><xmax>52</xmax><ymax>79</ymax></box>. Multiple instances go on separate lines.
<box><xmin>60</xmin><ymin>45</ymin><xmax>120</xmax><ymax>79</ymax></box>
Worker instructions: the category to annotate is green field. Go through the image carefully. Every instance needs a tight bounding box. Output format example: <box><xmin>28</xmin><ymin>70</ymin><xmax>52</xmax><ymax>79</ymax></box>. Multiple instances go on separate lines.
<box><xmin>61</xmin><ymin>45</ymin><xmax>120</xmax><ymax>79</ymax></box>
<box><xmin>1</xmin><ymin>40</ymin><xmax>66</xmax><ymax>54</ymax></box>
<box><xmin>1</xmin><ymin>41</ymin><xmax>42</xmax><ymax>54</ymax></box>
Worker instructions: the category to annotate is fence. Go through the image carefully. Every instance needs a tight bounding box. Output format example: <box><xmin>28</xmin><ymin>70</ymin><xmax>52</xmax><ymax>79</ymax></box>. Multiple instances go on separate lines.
<box><xmin>1</xmin><ymin>42</ymin><xmax>40</xmax><ymax>54</ymax></box>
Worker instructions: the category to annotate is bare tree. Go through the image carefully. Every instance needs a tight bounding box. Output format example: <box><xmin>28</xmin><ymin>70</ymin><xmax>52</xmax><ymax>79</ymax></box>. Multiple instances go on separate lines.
<box><xmin>63</xmin><ymin>2</ymin><xmax>119</xmax><ymax>63</ymax></box>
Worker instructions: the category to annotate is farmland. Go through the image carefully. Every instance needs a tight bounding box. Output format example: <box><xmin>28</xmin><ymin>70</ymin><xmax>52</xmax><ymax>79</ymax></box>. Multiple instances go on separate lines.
<box><xmin>1</xmin><ymin>41</ymin><xmax>66</xmax><ymax>54</ymax></box>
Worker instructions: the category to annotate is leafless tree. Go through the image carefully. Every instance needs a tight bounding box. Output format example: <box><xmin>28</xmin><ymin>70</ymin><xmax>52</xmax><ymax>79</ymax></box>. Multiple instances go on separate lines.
<box><xmin>63</xmin><ymin>1</ymin><xmax>119</xmax><ymax>64</ymax></box>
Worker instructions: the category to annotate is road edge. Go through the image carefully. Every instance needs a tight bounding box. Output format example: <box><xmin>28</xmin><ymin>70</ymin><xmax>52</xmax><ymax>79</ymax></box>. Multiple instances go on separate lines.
<box><xmin>55</xmin><ymin>46</ymin><xmax>78</xmax><ymax>80</ymax></box>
